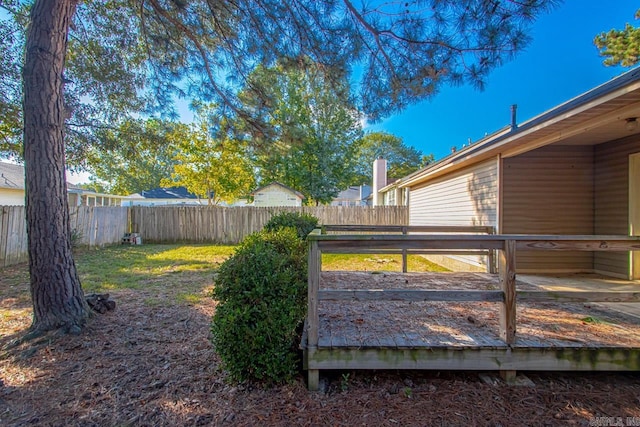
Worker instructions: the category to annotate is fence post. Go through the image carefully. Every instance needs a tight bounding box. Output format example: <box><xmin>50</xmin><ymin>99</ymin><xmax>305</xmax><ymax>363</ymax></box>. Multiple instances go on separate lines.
<box><xmin>307</xmin><ymin>229</ymin><xmax>321</xmax><ymax>391</ymax></box>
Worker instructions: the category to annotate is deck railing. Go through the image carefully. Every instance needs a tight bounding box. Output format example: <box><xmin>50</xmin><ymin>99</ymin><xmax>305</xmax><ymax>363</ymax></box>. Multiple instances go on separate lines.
<box><xmin>321</xmin><ymin>224</ymin><xmax>496</xmax><ymax>273</ymax></box>
<box><xmin>306</xmin><ymin>229</ymin><xmax>640</xmax><ymax>388</ymax></box>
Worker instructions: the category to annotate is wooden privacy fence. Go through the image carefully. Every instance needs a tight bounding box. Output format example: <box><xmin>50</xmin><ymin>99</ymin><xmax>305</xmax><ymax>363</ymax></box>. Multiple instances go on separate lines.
<box><xmin>69</xmin><ymin>206</ymin><xmax>129</xmax><ymax>248</ymax></box>
<box><xmin>0</xmin><ymin>206</ymin><xmax>28</xmax><ymax>267</ymax></box>
<box><xmin>305</xmin><ymin>230</ymin><xmax>640</xmax><ymax>390</ymax></box>
<box><xmin>0</xmin><ymin>206</ymin><xmax>129</xmax><ymax>268</ymax></box>
<box><xmin>0</xmin><ymin>205</ymin><xmax>408</xmax><ymax>267</ymax></box>
<box><xmin>130</xmin><ymin>206</ymin><xmax>408</xmax><ymax>244</ymax></box>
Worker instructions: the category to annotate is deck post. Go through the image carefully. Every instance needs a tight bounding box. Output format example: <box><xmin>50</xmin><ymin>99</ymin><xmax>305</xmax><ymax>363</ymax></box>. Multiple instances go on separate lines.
<box><xmin>487</xmin><ymin>227</ymin><xmax>496</xmax><ymax>274</ymax></box>
<box><xmin>499</xmin><ymin>239</ymin><xmax>516</xmax><ymax>344</ymax></box>
<box><xmin>401</xmin><ymin>226</ymin><xmax>408</xmax><ymax>273</ymax></box>
<box><xmin>500</xmin><ymin>369</ymin><xmax>517</xmax><ymax>384</ymax></box>
<box><xmin>307</xmin><ymin>230</ymin><xmax>321</xmax><ymax>390</ymax></box>
<box><xmin>308</xmin><ymin>366</ymin><xmax>319</xmax><ymax>391</ymax></box>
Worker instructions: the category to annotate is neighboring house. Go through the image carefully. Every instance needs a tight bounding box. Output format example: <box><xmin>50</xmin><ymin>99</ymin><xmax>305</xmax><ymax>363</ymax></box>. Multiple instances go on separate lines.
<box><xmin>67</xmin><ymin>184</ymin><xmax>127</xmax><ymax>207</ymax></box>
<box><xmin>122</xmin><ymin>186</ymin><xmax>209</xmax><ymax>206</ymax></box>
<box><xmin>0</xmin><ymin>162</ymin><xmax>25</xmax><ymax>205</ymax></box>
<box><xmin>331</xmin><ymin>185</ymin><xmax>372</xmax><ymax>206</ymax></box>
<box><xmin>371</xmin><ymin>157</ymin><xmax>409</xmax><ymax>206</ymax></box>
<box><xmin>398</xmin><ymin>67</ymin><xmax>640</xmax><ymax>279</ymax></box>
<box><xmin>0</xmin><ymin>162</ymin><xmax>126</xmax><ymax>206</ymax></box>
<box><xmin>252</xmin><ymin>182</ymin><xmax>304</xmax><ymax>207</ymax></box>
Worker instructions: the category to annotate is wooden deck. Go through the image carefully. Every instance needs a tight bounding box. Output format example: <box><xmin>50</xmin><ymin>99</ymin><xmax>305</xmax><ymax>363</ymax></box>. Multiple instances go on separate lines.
<box><xmin>302</xmin><ymin>272</ymin><xmax>640</xmax><ymax>387</ymax></box>
<box><xmin>302</xmin><ymin>229</ymin><xmax>640</xmax><ymax>390</ymax></box>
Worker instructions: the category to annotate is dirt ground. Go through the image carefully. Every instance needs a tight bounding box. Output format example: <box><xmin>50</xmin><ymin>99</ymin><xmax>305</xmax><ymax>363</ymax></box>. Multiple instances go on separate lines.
<box><xmin>2</xmin><ymin>271</ymin><xmax>640</xmax><ymax>426</ymax></box>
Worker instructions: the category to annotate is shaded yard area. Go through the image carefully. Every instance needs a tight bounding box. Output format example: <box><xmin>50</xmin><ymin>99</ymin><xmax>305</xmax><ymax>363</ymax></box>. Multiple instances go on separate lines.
<box><xmin>1</xmin><ymin>244</ymin><xmax>640</xmax><ymax>426</ymax></box>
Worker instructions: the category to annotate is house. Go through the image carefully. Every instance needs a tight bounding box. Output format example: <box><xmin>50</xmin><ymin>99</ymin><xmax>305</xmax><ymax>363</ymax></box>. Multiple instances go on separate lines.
<box><xmin>399</xmin><ymin>67</ymin><xmax>640</xmax><ymax>279</ymax></box>
<box><xmin>0</xmin><ymin>162</ymin><xmax>25</xmax><ymax>205</ymax></box>
<box><xmin>121</xmin><ymin>186</ymin><xmax>209</xmax><ymax>206</ymax></box>
<box><xmin>0</xmin><ymin>162</ymin><xmax>126</xmax><ymax>206</ymax></box>
<box><xmin>252</xmin><ymin>182</ymin><xmax>304</xmax><ymax>207</ymax></box>
<box><xmin>67</xmin><ymin>184</ymin><xmax>127</xmax><ymax>207</ymax></box>
<box><xmin>331</xmin><ymin>185</ymin><xmax>372</xmax><ymax>206</ymax></box>
<box><xmin>371</xmin><ymin>157</ymin><xmax>409</xmax><ymax>206</ymax></box>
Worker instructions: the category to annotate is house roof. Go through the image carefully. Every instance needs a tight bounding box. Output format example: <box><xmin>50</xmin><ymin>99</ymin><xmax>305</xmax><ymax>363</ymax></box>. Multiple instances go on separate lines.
<box><xmin>334</xmin><ymin>185</ymin><xmax>372</xmax><ymax>201</ymax></box>
<box><xmin>401</xmin><ymin>66</ymin><xmax>640</xmax><ymax>188</ymax></box>
<box><xmin>252</xmin><ymin>182</ymin><xmax>305</xmax><ymax>199</ymax></box>
<box><xmin>141</xmin><ymin>186</ymin><xmax>198</xmax><ymax>199</ymax></box>
<box><xmin>0</xmin><ymin>162</ymin><xmax>25</xmax><ymax>190</ymax></box>
<box><xmin>334</xmin><ymin>186</ymin><xmax>360</xmax><ymax>200</ymax></box>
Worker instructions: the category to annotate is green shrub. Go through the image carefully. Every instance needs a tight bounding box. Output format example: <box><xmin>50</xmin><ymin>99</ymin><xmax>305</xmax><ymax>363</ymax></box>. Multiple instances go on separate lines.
<box><xmin>210</xmin><ymin>228</ymin><xmax>308</xmax><ymax>384</ymax></box>
<box><xmin>263</xmin><ymin>211</ymin><xmax>319</xmax><ymax>239</ymax></box>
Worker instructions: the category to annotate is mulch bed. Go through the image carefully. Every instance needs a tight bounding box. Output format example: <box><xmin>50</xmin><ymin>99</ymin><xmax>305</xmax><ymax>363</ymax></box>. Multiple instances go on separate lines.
<box><xmin>2</xmin><ymin>275</ymin><xmax>640</xmax><ymax>426</ymax></box>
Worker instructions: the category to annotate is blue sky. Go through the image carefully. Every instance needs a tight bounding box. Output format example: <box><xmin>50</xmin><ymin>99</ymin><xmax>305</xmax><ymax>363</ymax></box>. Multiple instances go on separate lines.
<box><xmin>71</xmin><ymin>1</ymin><xmax>637</xmax><ymax>184</ymax></box>
<box><xmin>365</xmin><ymin>0</ymin><xmax>637</xmax><ymax>161</ymax></box>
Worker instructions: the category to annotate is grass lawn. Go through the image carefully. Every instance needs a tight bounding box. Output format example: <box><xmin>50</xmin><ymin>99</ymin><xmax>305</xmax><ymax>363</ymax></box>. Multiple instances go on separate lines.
<box><xmin>0</xmin><ymin>244</ymin><xmax>447</xmax><ymax>338</ymax></box>
<box><xmin>75</xmin><ymin>244</ymin><xmax>236</xmax><ymax>305</ymax></box>
<box><xmin>322</xmin><ymin>253</ymin><xmax>449</xmax><ymax>272</ymax></box>
<box><xmin>0</xmin><ymin>244</ymin><xmax>236</xmax><ymax>338</ymax></box>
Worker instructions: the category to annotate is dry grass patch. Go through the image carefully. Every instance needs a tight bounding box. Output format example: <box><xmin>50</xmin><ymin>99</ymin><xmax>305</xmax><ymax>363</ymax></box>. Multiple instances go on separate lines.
<box><xmin>322</xmin><ymin>253</ymin><xmax>449</xmax><ymax>272</ymax></box>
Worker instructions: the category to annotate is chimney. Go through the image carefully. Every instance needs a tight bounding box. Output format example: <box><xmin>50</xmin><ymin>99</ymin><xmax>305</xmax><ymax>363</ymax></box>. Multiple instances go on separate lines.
<box><xmin>510</xmin><ymin>104</ymin><xmax>518</xmax><ymax>130</ymax></box>
<box><xmin>372</xmin><ymin>156</ymin><xmax>387</xmax><ymax>206</ymax></box>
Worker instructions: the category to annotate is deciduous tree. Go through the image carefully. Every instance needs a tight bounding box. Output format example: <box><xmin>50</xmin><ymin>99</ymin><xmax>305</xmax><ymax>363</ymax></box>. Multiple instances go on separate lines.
<box><xmin>242</xmin><ymin>61</ymin><xmax>362</xmax><ymax>204</ymax></box>
<box><xmin>352</xmin><ymin>132</ymin><xmax>427</xmax><ymax>183</ymax></box>
<box><xmin>86</xmin><ymin>119</ymin><xmax>184</xmax><ymax>195</ymax></box>
<box><xmin>162</xmin><ymin>120</ymin><xmax>255</xmax><ymax>205</ymax></box>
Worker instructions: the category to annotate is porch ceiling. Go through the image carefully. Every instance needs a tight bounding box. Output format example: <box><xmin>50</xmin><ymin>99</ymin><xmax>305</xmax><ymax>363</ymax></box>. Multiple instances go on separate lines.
<box><xmin>501</xmin><ymin>91</ymin><xmax>640</xmax><ymax>157</ymax></box>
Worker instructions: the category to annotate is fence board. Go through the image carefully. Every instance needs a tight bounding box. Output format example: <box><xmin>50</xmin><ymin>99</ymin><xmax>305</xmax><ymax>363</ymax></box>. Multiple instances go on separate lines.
<box><xmin>129</xmin><ymin>206</ymin><xmax>409</xmax><ymax>244</ymax></box>
<box><xmin>0</xmin><ymin>206</ymin><xmax>27</xmax><ymax>267</ymax></box>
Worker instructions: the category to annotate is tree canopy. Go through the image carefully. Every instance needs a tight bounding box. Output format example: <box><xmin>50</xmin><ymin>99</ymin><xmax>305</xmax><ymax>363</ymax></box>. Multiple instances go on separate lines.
<box><xmin>241</xmin><ymin>61</ymin><xmax>362</xmax><ymax>204</ymax></box>
<box><xmin>1</xmin><ymin>0</ymin><xmax>558</xmax><ymax>165</ymax></box>
<box><xmin>162</xmin><ymin>118</ymin><xmax>256</xmax><ymax>205</ymax></box>
<box><xmin>86</xmin><ymin>119</ymin><xmax>182</xmax><ymax>195</ymax></box>
<box><xmin>352</xmin><ymin>132</ymin><xmax>427</xmax><ymax>183</ymax></box>
<box><xmin>13</xmin><ymin>0</ymin><xmax>558</xmax><ymax>333</ymax></box>
<box><xmin>594</xmin><ymin>8</ymin><xmax>640</xmax><ymax>67</ymax></box>
<box><xmin>0</xmin><ymin>2</ymin><xmax>24</xmax><ymax>157</ymax></box>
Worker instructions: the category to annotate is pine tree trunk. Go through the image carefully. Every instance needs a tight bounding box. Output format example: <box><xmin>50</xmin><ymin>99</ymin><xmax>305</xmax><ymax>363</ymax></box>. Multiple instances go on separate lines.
<box><xmin>23</xmin><ymin>0</ymin><xmax>90</xmax><ymax>333</ymax></box>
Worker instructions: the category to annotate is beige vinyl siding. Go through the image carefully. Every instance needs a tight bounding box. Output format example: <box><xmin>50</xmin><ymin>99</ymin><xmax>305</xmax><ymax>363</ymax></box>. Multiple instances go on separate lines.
<box><xmin>594</xmin><ymin>135</ymin><xmax>640</xmax><ymax>278</ymax></box>
<box><xmin>409</xmin><ymin>159</ymin><xmax>497</xmax><ymax>227</ymax></box>
<box><xmin>253</xmin><ymin>185</ymin><xmax>302</xmax><ymax>207</ymax></box>
<box><xmin>502</xmin><ymin>145</ymin><xmax>594</xmax><ymax>272</ymax></box>
<box><xmin>408</xmin><ymin>159</ymin><xmax>497</xmax><ymax>270</ymax></box>
<box><xmin>0</xmin><ymin>189</ymin><xmax>25</xmax><ymax>206</ymax></box>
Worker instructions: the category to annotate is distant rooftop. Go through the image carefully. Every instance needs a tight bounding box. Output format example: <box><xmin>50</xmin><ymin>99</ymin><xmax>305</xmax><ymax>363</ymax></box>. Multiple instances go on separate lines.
<box><xmin>0</xmin><ymin>162</ymin><xmax>25</xmax><ymax>190</ymax></box>
<box><xmin>141</xmin><ymin>186</ymin><xmax>198</xmax><ymax>199</ymax></box>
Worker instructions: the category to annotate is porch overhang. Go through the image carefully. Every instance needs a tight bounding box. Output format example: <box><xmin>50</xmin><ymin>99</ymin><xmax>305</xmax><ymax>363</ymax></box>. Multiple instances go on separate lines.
<box><xmin>401</xmin><ymin>67</ymin><xmax>640</xmax><ymax>188</ymax></box>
